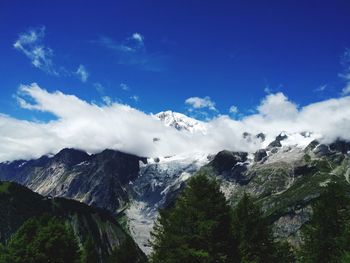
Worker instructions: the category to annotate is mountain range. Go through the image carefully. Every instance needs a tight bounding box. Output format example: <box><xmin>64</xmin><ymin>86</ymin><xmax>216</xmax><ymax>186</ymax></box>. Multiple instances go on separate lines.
<box><xmin>1</xmin><ymin>111</ymin><xmax>350</xmax><ymax>257</ymax></box>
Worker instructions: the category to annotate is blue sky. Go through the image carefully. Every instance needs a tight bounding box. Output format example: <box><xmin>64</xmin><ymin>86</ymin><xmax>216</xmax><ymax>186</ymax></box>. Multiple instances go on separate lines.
<box><xmin>1</xmin><ymin>0</ymin><xmax>350</xmax><ymax>121</ymax></box>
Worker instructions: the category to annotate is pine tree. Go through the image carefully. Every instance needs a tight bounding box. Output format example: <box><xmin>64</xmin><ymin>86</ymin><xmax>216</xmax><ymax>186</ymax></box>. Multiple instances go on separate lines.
<box><xmin>232</xmin><ymin>193</ymin><xmax>292</xmax><ymax>263</ymax></box>
<box><xmin>0</xmin><ymin>215</ymin><xmax>81</xmax><ymax>263</ymax></box>
<box><xmin>299</xmin><ymin>182</ymin><xmax>350</xmax><ymax>263</ymax></box>
<box><xmin>150</xmin><ymin>172</ymin><xmax>237</xmax><ymax>263</ymax></box>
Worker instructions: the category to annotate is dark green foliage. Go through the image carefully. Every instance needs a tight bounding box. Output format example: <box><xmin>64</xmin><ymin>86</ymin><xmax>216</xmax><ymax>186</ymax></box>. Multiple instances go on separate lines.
<box><xmin>232</xmin><ymin>193</ymin><xmax>293</xmax><ymax>263</ymax></box>
<box><xmin>0</xmin><ymin>181</ymin><xmax>50</xmax><ymax>243</ymax></box>
<box><xmin>342</xmin><ymin>252</ymin><xmax>350</xmax><ymax>263</ymax></box>
<box><xmin>304</xmin><ymin>154</ymin><xmax>311</xmax><ymax>163</ymax></box>
<box><xmin>109</xmin><ymin>236</ymin><xmax>147</xmax><ymax>263</ymax></box>
<box><xmin>150</xmin><ymin>173</ymin><xmax>237</xmax><ymax>263</ymax></box>
<box><xmin>0</xmin><ymin>181</ymin><xmax>144</xmax><ymax>263</ymax></box>
<box><xmin>81</xmin><ymin>234</ymin><xmax>99</xmax><ymax>263</ymax></box>
<box><xmin>0</xmin><ymin>215</ymin><xmax>80</xmax><ymax>263</ymax></box>
<box><xmin>299</xmin><ymin>182</ymin><xmax>350</xmax><ymax>263</ymax></box>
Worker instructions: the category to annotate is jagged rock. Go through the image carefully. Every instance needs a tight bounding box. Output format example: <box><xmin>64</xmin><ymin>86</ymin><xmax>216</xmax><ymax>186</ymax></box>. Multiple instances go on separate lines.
<box><xmin>305</xmin><ymin>140</ymin><xmax>319</xmax><ymax>152</ymax></box>
<box><xmin>254</xmin><ymin>149</ymin><xmax>267</xmax><ymax>162</ymax></box>
<box><xmin>300</xmin><ymin>131</ymin><xmax>311</xmax><ymax>138</ymax></box>
<box><xmin>268</xmin><ymin>139</ymin><xmax>282</xmax><ymax>148</ymax></box>
<box><xmin>230</xmin><ymin>164</ymin><xmax>249</xmax><ymax>184</ymax></box>
<box><xmin>54</xmin><ymin>148</ymin><xmax>90</xmax><ymax>167</ymax></box>
<box><xmin>313</xmin><ymin>144</ymin><xmax>331</xmax><ymax>157</ymax></box>
<box><xmin>329</xmin><ymin>139</ymin><xmax>350</xmax><ymax>154</ymax></box>
<box><xmin>276</xmin><ymin>133</ymin><xmax>288</xmax><ymax>141</ymax></box>
<box><xmin>267</xmin><ymin>133</ymin><xmax>288</xmax><ymax>149</ymax></box>
<box><xmin>210</xmin><ymin>150</ymin><xmax>248</xmax><ymax>174</ymax></box>
<box><xmin>293</xmin><ymin>164</ymin><xmax>317</xmax><ymax>177</ymax></box>
<box><xmin>273</xmin><ymin>206</ymin><xmax>312</xmax><ymax>245</ymax></box>
<box><xmin>242</xmin><ymin>132</ymin><xmax>251</xmax><ymax>139</ymax></box>
<box><xmin>270</xmin><ymin>147</ymin><xmax>279</xmax><ymax>154</ymax></box>
<box><xmin>256</xmin><ymin>133</ymin><xmax>266</xmax><ymax>142</ymax></box>
<box><xmin>0</xmin><ymin>149</ymin><xmax>147</xmax><ymax>214</ymax></box>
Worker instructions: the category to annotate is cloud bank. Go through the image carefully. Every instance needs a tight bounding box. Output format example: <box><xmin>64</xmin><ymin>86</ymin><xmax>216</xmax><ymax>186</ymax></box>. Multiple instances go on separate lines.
<box><xmin>1</xmin><ymin>83</ymin><xmax>350</xmax><ymax>162</ymax></box>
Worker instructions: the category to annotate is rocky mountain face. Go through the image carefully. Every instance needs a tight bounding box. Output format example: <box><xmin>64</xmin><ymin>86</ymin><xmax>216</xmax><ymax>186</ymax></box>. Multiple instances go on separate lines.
<box><xmin>0</xmin><ymin>181</ymin><xmax>146</xmax><ymax>263</ymax></box>
<box><xmin>0</xmin><ymin>149</ymin><xmax>146</xmax><ymax>213</ymax></box>
<box><xmin>202</xmin><ymin>138</ymin><xmax>350</xmax><ymax>246</ymax></box>
<box><xmin>124</xmin><ymin>152</ymin><xmax>209</xmax><ymax>254</ymax></box>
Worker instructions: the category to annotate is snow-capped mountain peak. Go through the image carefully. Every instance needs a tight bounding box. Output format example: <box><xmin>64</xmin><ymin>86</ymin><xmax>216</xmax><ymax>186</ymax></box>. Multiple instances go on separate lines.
<box><xmin>155</xmin><ymin>110</ymin><xmax>207</xmax><ymax>134</ymax></box>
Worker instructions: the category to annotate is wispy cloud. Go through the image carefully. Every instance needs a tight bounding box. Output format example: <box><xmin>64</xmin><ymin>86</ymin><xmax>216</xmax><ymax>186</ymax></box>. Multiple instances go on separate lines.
<box><xmin>184</xmin><ymin>96</ymin><xmax>218</xmax><ymax>120</ymax></box>
<box><xmin>131</xmin><ymin>33</ymin><xmax>144</xmax><ymax>43</ymax></box>
<box><xmin>75</xmin><ymin>65</ymin><xmax>89</xmax><ymax>82</ymax></box>
<box><xmin>229</xmin><ymin>105</ymin><xmax>238</xmax><ymax>114</ymax></box>
<box><xmin>95</xmin><ymin>33</ymin><xmax>168</xmax><ymax>71</ymax></box>
<box><xmin>314</xmin><ymin>84</ymin><xmax>327</xmax><ymax>93</ymax></box>
<box><xmin>14</xmin><ymin>26</ymin><xmax>58</xmax><ymax>75</ymax></box>
<box><xmin>120</xmin><ymin>83</ymin><xmax>129</xmax><ymax>91</ymax></box>
<box><xmin>102</xmin><ymin>96</ymin><xmax>112</xmax><ymax>105</ymax></box>
<box><xmin>264</xmin><ymin>86</ymin><xmax>272</xmax><ymax>94</ymax></box>
<box><xmin>93</xmin><ymin>83</ymin><xmax>104</xmax><ymax>93</ymax></box>
<box><xmin>340</xmin><ymin>49</ymin><xmax>350</xmax><ymax>96</ymax></box>
<box><xmin>342</xmin><ymin>84</ymin><xmax>350</xmax><ymax>96</ymax></box>
<box><xmin>185</xmin><ymin>96</ymin><xmax>216</xmax><ymax>111</ymax></box>
<box><xmin>14</xmin><ymin>26</ymin><xmax>92</xmax><ymax>83</ymax></box>
<box><xmin>130</xmin><ymin>95</ymin><xmax>139</xmax><ymax>102</ymax></box>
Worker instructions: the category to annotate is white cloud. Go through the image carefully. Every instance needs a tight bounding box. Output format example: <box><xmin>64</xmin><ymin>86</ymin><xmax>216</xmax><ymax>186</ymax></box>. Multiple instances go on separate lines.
<box><xmin>340</xmin><ymin>70</ymin><xmax>350</xmax><ymax>96</ymax></box>
<box><xmin>264</xmin><ymin>86</ymin><xmax>271</xmax><ymax>94</ymax></box>
<box><xmin>130</xmin><ymin>95</ymin><xmax>139</xmax><ymax>102</ymax></box>
<box><xmin>229</xmin><ymin>105</ymin><xmax>238</xmax><ymax>114</ymax></box>
<box><xmin>314</xmin><ymin>84</ymin><xmax>327</xmax><ymax>92</ymax></box>
<box><xmin>257</xmin><ymin>92</ymin><xmax>298</xmax><ymax>120</ymax></box>
<box><xmin>131</xmin><ymin>33</ymin><xmax>144</xmax><ymax>43</ymax></box>
<box><xmin>120</xmin><ymin>83</ymin><xmax>129</xmax><ymax>91</ymax></box>
<box><xmin>95</xmin><ymin>34</ymin><xmax>167</xmax><ymax>71</ymax></box>
<box><xmin>93</xmin><ymin>83</ymin><xmax>104</xmax><ymax>93</ymax></box>
<box><xmin>102</xmin><ymin>96</ymin><xmax>112</xmax><ymax>105</ymax></box>
<box><xmin>340</xmin><ymin>49</ymin><xmax>350</xmax><ymax>96</ymax></box>
<box><xmin>185</xmin><ymin>96</ymin><xmax>216</xmax><ymax>111</ymax></box>
<box><xmin>342</xmin><ymin>84</ymin><xmax>350</xmax><ymax>96</ymax></box>
<box><xmin>76</xmin><ymin>65</ymin><xmax>89</xmax><ymax>82</ymax></box>
<box><xmin>1</xmin><ymin>83</ymin><xmax>350</xmax><ymax>162</ymax></box>
<box><xmin>14</xmin><ymin>26</ymin><xmax>58</xmax><ymax>75</ymax></box>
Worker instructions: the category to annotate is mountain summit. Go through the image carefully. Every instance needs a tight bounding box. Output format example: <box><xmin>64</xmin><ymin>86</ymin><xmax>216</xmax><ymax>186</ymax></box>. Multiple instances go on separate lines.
<box><xmin>155</xmin><ymin>110</ymin><xmax>207</xmax><ymax>133</ymax></box>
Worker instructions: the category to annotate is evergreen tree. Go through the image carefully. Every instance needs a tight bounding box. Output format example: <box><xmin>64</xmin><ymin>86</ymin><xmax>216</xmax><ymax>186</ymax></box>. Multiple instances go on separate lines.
<box><xmin>0</xmin><ymin>215</ymin><xmax>81</xmax><ymax>263</ymax></box>
<box><xmin>232</xmin><ymin>193</ymin><xmax>292</xmax><ymax>263</ymax></box>
<box><xmin>299</xmin><ymin>182</ymin><xmax>350</xmax><ymax>263</ymax></box>
<box><xmin>150</xmin><ymin>173</ymin><xmax>237</xmax><ymax>263</ymax></box>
